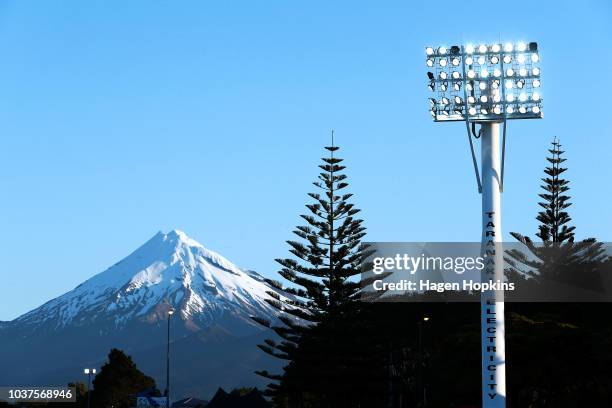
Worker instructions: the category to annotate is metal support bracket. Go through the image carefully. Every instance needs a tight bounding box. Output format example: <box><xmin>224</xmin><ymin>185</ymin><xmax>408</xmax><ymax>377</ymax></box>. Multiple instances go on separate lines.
<box><xmin>465</xmin><ymin>120</ymin><xmax>483</xmax><ymax>194</ymax></box>
<box><xmin>499</xmin><ymin>54</ymin><xmax>508</xmax><ymax>193</ymax></box>
<box><xmin>500</xmin><ymin>115</ymin><xmax>507</xmax><ymax>192</ymax></box>
<box><xmin>461</xmin><ymin>45</ymin><xmax>482</xmax><ymax>194</ymax></box>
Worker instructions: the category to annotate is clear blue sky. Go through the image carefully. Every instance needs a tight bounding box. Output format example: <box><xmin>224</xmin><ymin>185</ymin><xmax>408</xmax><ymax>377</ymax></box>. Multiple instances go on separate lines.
<box><xmin>1</xmin><ymin>1</ymin><xmax>611</xmax><ymax>320</ymax></box>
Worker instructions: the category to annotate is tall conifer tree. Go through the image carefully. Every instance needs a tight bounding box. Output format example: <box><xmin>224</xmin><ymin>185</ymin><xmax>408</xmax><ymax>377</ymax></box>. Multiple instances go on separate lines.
<box><xmin>507</xmin><ymin>138</ymin><xmax>607</xmax><ymax>289</ymax></box>
<box><xmin>253</xmin><ymin>138</ymin><xmax>374</xmax><ymax>406</ymax></box>
<box><xmin>534</xmin><ymin>138</ymin><xmax>574</xmax><ymax>242</ymax></box>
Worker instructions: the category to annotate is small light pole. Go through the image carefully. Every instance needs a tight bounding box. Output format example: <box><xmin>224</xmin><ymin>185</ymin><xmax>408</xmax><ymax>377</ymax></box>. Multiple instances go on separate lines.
<box><xmin>165</xmin><ymin>309</ymin><xmax>174</xmax><ymax>408</ymax></box>
<box><xmin>417</xmin><ymin>316</ymin><xmax>430</xmax><ymax>407</ymax></box>
<box><xmin>83</xmin><ymin>368</ymin><xmax>96</xmax><ymax>408</ymax></box>
<box><xmin>424</xmin><ymin>41</ymin><xmax>543</xmax><ymax>407</ymax></box>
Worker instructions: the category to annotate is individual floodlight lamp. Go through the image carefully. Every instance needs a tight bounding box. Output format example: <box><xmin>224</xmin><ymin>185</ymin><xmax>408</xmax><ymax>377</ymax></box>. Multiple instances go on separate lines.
<box><xmin>423</xmin><ymin>41</ymin><xmax>543</xmax><ymax>408</ymax></box>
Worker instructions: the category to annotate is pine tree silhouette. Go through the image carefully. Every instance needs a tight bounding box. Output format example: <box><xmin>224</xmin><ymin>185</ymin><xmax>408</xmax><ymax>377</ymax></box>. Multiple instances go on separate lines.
<box><xmin>506</xmin><ymin>138</ymin><xmax>608</xmax><ymax>293</ymax></box>
<box><xmin>252</xmin><ymin>137</ymin><xmax>377</xmax><ymax>406</ymax></box>
<box><xmin>535</xmin><ymin>138</ymin><xmax>574</xmax><ymax>242</ymax></box>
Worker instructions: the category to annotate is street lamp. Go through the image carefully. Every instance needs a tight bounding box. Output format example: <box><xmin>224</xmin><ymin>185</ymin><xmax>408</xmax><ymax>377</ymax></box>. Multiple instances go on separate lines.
<box><xmin>83</xmin><ymin>368</ymin><xmax>96</xmax><ymax>408</ymax></box>
<box><xmin>165</xmin><ymin>309</ymin><xmax>174</xmax><ymax>408</ymax></box>
<box><xmin>417</xmin><ymin>316</ymin><xmax>430</xmax><ymax>407</ymax></box>
<box><xmin>424</xmin><ymin>41</ymin><xmax>543</xmax><ymax>408</ymax></box>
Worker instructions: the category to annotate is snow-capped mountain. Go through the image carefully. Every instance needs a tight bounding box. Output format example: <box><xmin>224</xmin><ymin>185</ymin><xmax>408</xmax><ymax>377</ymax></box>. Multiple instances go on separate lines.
<box><xmin>14</xmin><ymin>230</ymin><xmax>283</xmax><ymax>333</ymax></box>
<box><xmin>0</xmin><ymin>230</ymin><xmax>287</xmax><ymax>398</ymax></box>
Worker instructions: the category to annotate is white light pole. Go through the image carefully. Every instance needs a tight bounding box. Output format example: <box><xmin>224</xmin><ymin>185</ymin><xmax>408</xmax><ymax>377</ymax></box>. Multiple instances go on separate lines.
<box><xmin>425</xmin><ymin>41</ymin><xmax>542</xmax><ymax>407</ymax></box>
<box><xmin>480</xmin><ymin>123</ymin><xmax>506</xmax><ymax>406</ymax></box>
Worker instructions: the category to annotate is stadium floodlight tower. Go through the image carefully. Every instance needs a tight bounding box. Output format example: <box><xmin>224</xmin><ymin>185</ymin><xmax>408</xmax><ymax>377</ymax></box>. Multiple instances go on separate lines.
<box><xmin>425</xmin><ymin>41</ymin><xmax>542</xmax><ymax>407</ymax></box>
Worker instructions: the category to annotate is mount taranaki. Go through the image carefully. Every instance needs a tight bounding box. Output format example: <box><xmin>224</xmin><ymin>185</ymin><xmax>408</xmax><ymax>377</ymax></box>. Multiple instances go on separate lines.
<box><xmin>0</xmin><ymin>230</ymin><xmax>290</xmax><ymax>398</ymax></box>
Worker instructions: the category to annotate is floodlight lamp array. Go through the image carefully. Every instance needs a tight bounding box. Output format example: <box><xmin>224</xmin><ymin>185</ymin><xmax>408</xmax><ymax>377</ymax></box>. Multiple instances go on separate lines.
<box><xmin>426</xmin><ymin>42</ymin><xmax>542</xmax><ymax>122</ymax></box>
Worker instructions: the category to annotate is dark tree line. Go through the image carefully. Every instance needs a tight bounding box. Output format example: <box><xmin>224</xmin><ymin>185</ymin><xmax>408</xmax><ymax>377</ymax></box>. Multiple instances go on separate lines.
<box><xmin>255</xmin><ymin>137</ymin><xmax>612</xmax><ymax>407</ymax></box>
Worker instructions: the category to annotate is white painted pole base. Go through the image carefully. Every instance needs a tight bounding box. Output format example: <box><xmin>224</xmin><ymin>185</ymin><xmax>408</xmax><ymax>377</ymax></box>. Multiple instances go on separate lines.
<box><xmin>480</xmin><ymin>122</ymin><xmax>506</xmax><ymax>407</ymax></box>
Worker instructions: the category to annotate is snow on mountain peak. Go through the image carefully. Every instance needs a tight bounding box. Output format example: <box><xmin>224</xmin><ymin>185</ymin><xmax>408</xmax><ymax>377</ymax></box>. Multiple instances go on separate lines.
<box><xmin>15</xmin><ymin>230</ymin><xmax>283</xmax><ymax>331</ymax></box>
<box><xmin>164</xmin><ymin>229</ymin><xmax>203</xmax><ymax>247</ymax></box>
